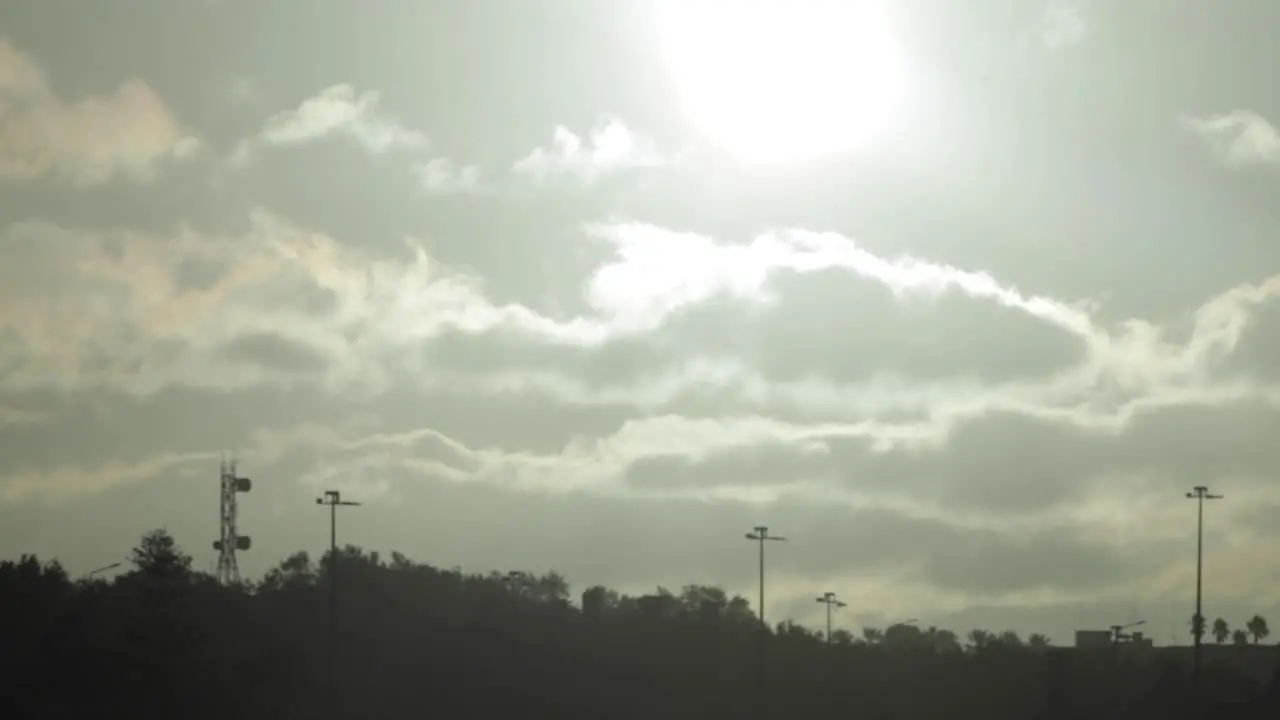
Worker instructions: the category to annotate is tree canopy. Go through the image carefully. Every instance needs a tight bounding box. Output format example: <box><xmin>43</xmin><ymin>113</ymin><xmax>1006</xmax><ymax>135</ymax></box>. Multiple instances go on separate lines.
<box><xmin>1</xmin><ymin>530</ymin><xmax>1277</xmax><ymax>719</ymax></box>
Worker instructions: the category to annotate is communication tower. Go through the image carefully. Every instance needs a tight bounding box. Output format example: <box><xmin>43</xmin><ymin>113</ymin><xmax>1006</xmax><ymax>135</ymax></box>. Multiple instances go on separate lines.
<box><xmin>213</xmin><ymin>456</ymin><xmax>253</xmax><ymax>585</ymax></box>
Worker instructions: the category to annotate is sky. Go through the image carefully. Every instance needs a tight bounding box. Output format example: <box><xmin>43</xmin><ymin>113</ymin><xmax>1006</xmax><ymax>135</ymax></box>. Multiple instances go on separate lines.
<box><xmin>2</xmin><ymin>0</ymin><xmax>1280</xmax><ymax>645</ymax></box>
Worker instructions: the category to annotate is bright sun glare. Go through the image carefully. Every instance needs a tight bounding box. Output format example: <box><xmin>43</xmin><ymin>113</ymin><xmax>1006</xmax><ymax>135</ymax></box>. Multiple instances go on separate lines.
<box><xmin>655</xmin><ymin>0</ymin><xmax>907</xmax><ymax>165</ymax></box>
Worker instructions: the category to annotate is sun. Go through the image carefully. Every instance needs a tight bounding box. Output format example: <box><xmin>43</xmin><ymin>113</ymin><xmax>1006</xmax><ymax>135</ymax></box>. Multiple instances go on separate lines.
<box><xmin>653</xmin><ymin>0</ymin><xmax>907</xmax><ymax>165</ymax></box>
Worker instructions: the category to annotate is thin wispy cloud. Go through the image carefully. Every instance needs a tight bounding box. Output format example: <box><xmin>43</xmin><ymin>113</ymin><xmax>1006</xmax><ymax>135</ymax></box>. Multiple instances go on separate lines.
<box><xmin>230</xmin><ymin>83</ymin><xmax>428</xmax><ymax>166</ymax></box>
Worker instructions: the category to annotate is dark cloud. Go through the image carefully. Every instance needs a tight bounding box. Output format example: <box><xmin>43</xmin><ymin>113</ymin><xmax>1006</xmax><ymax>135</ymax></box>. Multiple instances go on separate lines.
<box><xmin>619</xmin><ymin>399</ymin><xmax>1280</xmax><ymax>521</ymax></box>
<box><xmin>0</xmin><ymin>387</ymin><xmax>332</xmax><ymax>472</ymax></box>
<box><xmin>740</xmin><ymin>269</ymin><xmax>1086</xmax><ymax>384</ymax></box>
<box><xmin>172</xmin><ymin>255</ymin><xmax>226</xmax><ymax>293</ymax></box>
<box><xmin>219</xmin><ymin>332</ymin><xmax>329</xmax><ymax>374</ymax></box>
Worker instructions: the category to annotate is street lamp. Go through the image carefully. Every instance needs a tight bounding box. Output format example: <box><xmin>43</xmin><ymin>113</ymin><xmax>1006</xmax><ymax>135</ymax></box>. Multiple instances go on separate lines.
<box><xmin>84</xmin><ymin>561</ymin><xmax>121</xmax><ymax>579</ymax></box>
<box><xmin>316</xmin><ymin>490</ymin><xmax>360</xmax><ymax>715</ymax></box>
<box><xmin>1185</xmin><ymin>485</ymin><xmax>1222</xmax><ymax>686</ymax></box>
<box><xmin>744</xmin><ymin>526</ymin><xmax>786</xmax><ymax>629</ymax></box>
<box><xmin>815</xmin><ymin>592</ymin><xmax>847</xmax><ymax>643</ymax></box>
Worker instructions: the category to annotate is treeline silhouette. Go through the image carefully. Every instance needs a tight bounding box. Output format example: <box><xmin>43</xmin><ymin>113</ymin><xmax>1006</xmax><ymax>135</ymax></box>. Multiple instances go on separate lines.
<box><xmin>3</xmin><ymin>529</ymin><xmax>1278</xmax><ymax>719</ymax></box>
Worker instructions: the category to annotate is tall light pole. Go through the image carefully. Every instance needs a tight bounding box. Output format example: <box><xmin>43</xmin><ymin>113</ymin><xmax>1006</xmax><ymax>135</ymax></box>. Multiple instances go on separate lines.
<box><xmin>744</xmin><ymin>526</ymin><xmax>785</xmax><ymax>720</ymax></box>
<box><xmin>1185</xmin><ymin>485</ymin><xmax>1221</xmax><ymax>687</ymax></box>
<box><xmin>815</xmin><ymin>592</ymin><xmax>847</xmax><ymax>643</ymax></box>
<box><xmin>744</xmin><ymin>526</ymin><xmax>786</xmax><ymax>630</ymax></box>
<box><xmin>316</xmin><ymin>490</ymin><xmax>360</xmax><ymax>715</ymax></box>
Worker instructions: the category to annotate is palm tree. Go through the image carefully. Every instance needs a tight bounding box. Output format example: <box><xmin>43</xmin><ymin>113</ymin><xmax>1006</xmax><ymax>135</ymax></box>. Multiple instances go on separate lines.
<box><xmin>1245</xmin><ymin>615</ymin><xmax>1270</xmax><ymax>645</ymax></box>
<box><xmin>966</xmin><ymin>628</ymin><xmax>994</xmax><ymax>653</ymax></box>
<box><xmin>1027</xmin><ymin>632</ymin><xmax>1052</xmax><ymax>649</ymax></box>
<box><xmin>1212</xmin><ymin>617</ymin><xmax>1230</xmax><ymax>644</ymax></box>
<box><xmin>996</xmin><ymin>629</ymin><xmax>1023</xmax><ymax>647</ymax></box>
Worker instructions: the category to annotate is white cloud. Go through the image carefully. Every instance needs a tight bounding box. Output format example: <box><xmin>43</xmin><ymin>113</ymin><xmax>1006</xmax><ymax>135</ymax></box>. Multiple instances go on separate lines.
<box><xmin>1183</xmin><ymin>110</ymin><xmax>1280</xmax><ymax>167</ymax></box>
<box><xmin>417</xmin><ymin>157</ymin><xmax>483</xmax><ymax>194</ymax></box>
<box><xmin>0</xmin><ymin>39</ymin><xmax>200</xmax><ymax>185</ymax></box>
<box><xmin>231</xmin><ymin>84</ymin><xmax>428</xmax><ymax>166</ymax></box>
<box><xmin>512</xmin><ymin>117</ymin><xmax>668</xmax><ymax>184</ymax></box>
<box><xmin>260</xmin><ymin>84</ymin><xmax>426</xmax><ymax>152</ymax></box>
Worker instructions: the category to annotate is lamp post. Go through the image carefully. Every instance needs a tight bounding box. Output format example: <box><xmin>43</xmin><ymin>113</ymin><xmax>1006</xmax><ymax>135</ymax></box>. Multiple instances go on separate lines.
<box><xmin>744</xmin><ymin>526</ymin><xmax>785</xmax><ymax>719</ymax></box>
<box><xmin>84</xmin><ymin>561</ymin><xmax>121</xmax><ymax>579</ymax></box>
<box><xmin>316</xmin><ymin>490</ymin><xmax>360</xmax><ymax>716</ymax></box>
<box><xmin>744</xmin><ymin>526</ymin><xmax>786</xmax><ymax>629</ymax></box>
<box><xmin>1185</xmin><ymin>485</ymin><xmax>1222</xmax><ymax>687</ymax></box>
<box><xmin>815</xmin><ymin>592</ymin><xmax>847</xmax><ymax>643</ymax></box>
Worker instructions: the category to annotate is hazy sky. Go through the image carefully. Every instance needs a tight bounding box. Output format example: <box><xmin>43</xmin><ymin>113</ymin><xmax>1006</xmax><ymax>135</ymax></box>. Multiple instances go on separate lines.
<box><xmin>3</xmin><ymin>0</ymin><xmax>1280</xmax><ymax>644</ymax></box>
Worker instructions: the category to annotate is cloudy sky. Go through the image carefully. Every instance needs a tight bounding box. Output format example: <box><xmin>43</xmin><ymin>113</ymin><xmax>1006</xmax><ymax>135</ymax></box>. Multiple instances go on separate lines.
<box><xmin>4</xmin><ymin>0</ymin><xmax>1280</xmax><ymax>643</ymax></box>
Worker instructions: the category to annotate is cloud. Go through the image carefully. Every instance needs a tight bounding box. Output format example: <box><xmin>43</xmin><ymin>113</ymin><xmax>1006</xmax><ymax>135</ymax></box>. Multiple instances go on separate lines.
<box><xmin>417</xmin><ymin>157</ymin><xmax>483</xmax><ymax>194</ymax></box>
<box><xmin>4</xmin><ymin>211</ymin><xmax>1279</xmax><ymax>438</ymax></box>
<box><xmin>10</xmin><ymin>395</ymin><xmax>1273</xmax><ymax>642</ymax></box>
<box><xmin>511</xmin><ymin>117</ymin><xmax>668</xmax><ymax>184</ymax></box>
<box><xmin>230</xmin><ymin>84</ymin><xmax>428</xmax><ymax>166</ymax></box>
<box><xmin>3</xmin><ymin>210</ymin><xmax>1279</xmax><ymax>522</ymax></box>
<box><xmin>1182</xmin><ymin>110</ymin><xmax>1280</xmax><ymax>167</ymax></box>
<box><xmin>0</xmin><ymin>39</ymin><xmax>200</xmax><ymax>185</ymax></box>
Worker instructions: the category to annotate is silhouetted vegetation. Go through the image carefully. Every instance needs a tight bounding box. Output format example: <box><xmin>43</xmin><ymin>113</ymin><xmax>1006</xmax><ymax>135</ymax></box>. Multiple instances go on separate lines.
<box><xmin>2</xmin><ymin>530</ymin><xmax>1278</xmax><ymax>719</ymax></box>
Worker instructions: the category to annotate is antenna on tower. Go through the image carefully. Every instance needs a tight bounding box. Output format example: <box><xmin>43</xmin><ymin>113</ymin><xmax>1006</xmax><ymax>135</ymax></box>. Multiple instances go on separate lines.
<box><xmin>213</xmin><ymin>454</ymin><xmax>253</xmax><ymax>585</ymax></box>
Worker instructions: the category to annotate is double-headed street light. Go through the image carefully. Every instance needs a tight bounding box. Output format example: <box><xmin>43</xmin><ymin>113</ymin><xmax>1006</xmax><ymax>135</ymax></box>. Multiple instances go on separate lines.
<box><xmin>316</xmin><ymin>490</ymin><xmax>361</xmax><ymax>715</ymax></box>
<box><xmin>744</xmin><ymin>526</ymin><xmax>786</xmax><ymax>629</ymax></box>
<box><xmin>815</xmin><ymin>592</ymin><xmax>847</xmax><ymax>643</ymax></box>
<box><xmin>1185</xmin><ymin>485</ymin><xmax>1222</xmax><ymax>686</ymax></box>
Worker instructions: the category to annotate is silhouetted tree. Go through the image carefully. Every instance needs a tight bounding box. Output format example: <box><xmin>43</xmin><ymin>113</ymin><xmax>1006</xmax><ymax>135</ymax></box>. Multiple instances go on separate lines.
<box><xmin>1213</xmin><ymin>617</ymin><xmax>1231</xmax><ymax>644</ymax></box>
<box><xmin>1232</xmin><ymin>629</ymin><xmax>1250</xmax><ymax>645</ymax></box>
<box><xmin>1027</xmin><ymin>632</ymin><xmax>1052</xmax><ymax>650</ymax></box>
<box><xmin>1246</xmin><ymin>615</ymin><xmax>1270</xmax><ymax>645</ymax></box>
<box><xmin>967</xmin><ymin>628</ymin><xmax>995</xmax><ymax>653</ymax></box>
<box><xmin>2</xmin><ymin>529</ymin><xmax>1275</xmax><ymax>720</ymax></box>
